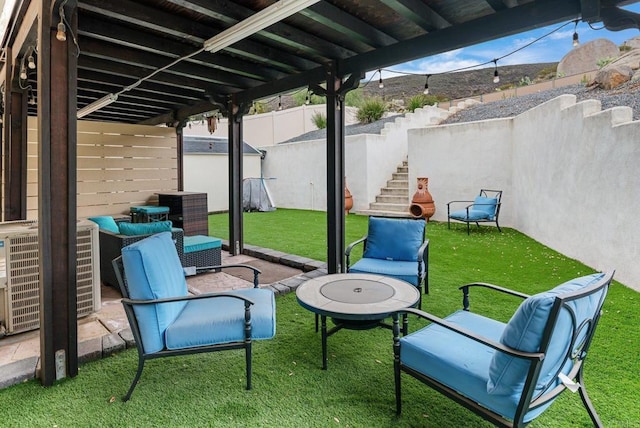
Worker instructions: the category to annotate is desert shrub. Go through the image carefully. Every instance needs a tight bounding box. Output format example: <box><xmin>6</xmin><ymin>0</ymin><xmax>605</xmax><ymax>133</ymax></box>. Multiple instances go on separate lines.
<box><xmin>311</xmin><ymin>112</ymin><xmax>327</xmax><ymax>129</ymax></box>
<box><xmin>356</xmin><ymin>96</ymin><xmax>386</xmax><ymax>123</ymax></box>
<box><xmin>293</xmin><ymin>90</ymin><xmax>326</xmax><ymax>106</ymax></box>
<box><xmin>406</xmin><ymin>94</ymin><xmax>441</xmax><ymax>112</ymax></box>
<box><xmin>345</xmin><ymin>88</ymin><xmax>364</xmax><ymax>107</ymax></box>
<box><xmin>597</xmin><ymin>57</ymin><xmax>615</xmax><ymax>68</ymax></box>
<box><xmin>536</xmin><ymin>65</ymin><xmax>557</xmax><ymax>80</ymax></box>
<box><xmin>250</xmin><ymin>101</ymin><xmax>268</xmax><ymax>114</ymax></box>
<box><xmin>619</xmin><ymin>44</ymin><xmax>632</xmax><ymax>52</ymax></box>
<box><xmin>518</xmin><ymin>76</ymin><xmax>532</xmax><ymax>86</ymax></box>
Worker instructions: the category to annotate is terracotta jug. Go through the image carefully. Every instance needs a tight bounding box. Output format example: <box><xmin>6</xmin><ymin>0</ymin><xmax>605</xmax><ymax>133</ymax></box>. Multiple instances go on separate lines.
<box><xmin>410</xmin><ymin>177</ymin><xmax>435</xmax><ymax>220</ymax></box>
<box><xmin>345</xmin><ymin>177</ymin><xmax>353</xmax><ymax>214</ymax></box>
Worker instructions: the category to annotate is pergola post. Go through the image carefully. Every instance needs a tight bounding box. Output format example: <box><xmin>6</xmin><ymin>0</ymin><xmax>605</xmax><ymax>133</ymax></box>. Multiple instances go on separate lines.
<box><xmin>3</xmin><ymin>46</ymin><xmax>28</xmax><ymax>221</ymax></box>
<box><xmin>325</xmin><ymin>63</ymin><xmax>346</xmax><ymax>273</ymax></box>
<box><xmin>38</xmin><ymin>0</ymin><xmax>78</xmax><ymax>386</ymax></box>
<box><xmin>228</xmin><ymin>97</ymin><xmax>246</xmax><ymax>255</ymax></box>
<box><xmin>175</xmin><ymin>120</ymin><xmax>185</xmax><ymax>191</ymax></box>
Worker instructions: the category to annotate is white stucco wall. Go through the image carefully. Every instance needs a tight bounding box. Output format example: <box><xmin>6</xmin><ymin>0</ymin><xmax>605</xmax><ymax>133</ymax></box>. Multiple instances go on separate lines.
<box><xmin>408</xmin><ymin>95</ymin><xmax>640</xmax><ymax>291</ymax></box>
<box><xmin>183</xmin><ymin>153</ymin><xmax>262</xmax><ymax>212</ymax></box>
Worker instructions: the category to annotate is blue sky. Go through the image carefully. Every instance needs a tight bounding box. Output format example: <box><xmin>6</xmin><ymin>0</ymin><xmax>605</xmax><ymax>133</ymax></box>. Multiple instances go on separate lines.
<box><xmin>377</xmin><ymin>3</ymin><xmax>640</xmax><ymax>80</ymax></box>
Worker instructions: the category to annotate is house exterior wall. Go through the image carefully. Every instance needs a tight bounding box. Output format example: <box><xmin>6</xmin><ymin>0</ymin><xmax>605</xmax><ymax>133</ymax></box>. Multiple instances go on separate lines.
<box><xmin>183</xmin><ymin>153</ymin><xmax>262</xmax><ymax>212</ymax></box>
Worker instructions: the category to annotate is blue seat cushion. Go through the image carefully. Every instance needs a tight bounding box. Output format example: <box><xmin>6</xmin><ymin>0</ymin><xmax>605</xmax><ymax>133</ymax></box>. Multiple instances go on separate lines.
<box><xmin>183</xmin><ymin>235</ymin><xmax>222</xmax><ymax>254</ymax></box>
<box><xmin>363</xmin><ymin>217</ymin><xmax>425</xmax><ymax>262</ymax></box>
<box><xmin>488</xmin><ymin>273</ymin><xmax>606</xmax><ymax>399</ymax></box>
<box><xmin>400</xmin><ymin>310</ymin><xmax>550</xmax><ymax>422</ymax></box>
<box><xmin>119</xmin><ymin>220</ymin><xmax>173</xmax><ymax>236</ymax></box>
<box><xmin>130</xmin><ymin>205</ymin><xmax>170</xmax><ymax>214</ymax></box>
<box><xmin>449</xmin><ymin>209</ymin><xmax>491</xmax><ymax>222</ymax></box>
<box><xmin>349</xmin><ymin>258</ymin><xmax>422</xmax><ymax>286</ymax></box>
<box><xmin>473</xmin><ymin>196</ymin><xmax>498</xmax><ymax>218</ymax></box>
<box><xmin>165</xmin><ymin>288</ymin><xmax>276</xmax><ymax>349</ymax></box>
<box><xmin>121</xmin><ymin>232</ymin><xmax>189</xmax><ymax>353</ymax></box>
<box><xmin>88</xmin><ymin>216</ymin><xmax>120</xmax><ymax>233</ymax></box>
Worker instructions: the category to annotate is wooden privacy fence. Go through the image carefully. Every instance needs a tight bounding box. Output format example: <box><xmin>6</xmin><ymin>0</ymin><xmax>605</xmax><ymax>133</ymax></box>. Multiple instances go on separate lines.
<box><xmin>25</xmin><ymin>117</ymin><xmax>178</xmax><ymax>219</ymax></box>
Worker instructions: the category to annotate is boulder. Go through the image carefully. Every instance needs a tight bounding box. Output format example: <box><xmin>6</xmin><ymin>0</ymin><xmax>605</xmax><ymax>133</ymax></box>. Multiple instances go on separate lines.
<box><xmin>625</xmin><ymin>36</ymin><xmax>640</xmax><ymax>49</ymax></box>
<box><xmin>588</xmin><ymin>50</ymin><xmax>640</xmax><ymax>89</ymax></box>
<box><xmin>557</xmin><ymin>38</ymin><xmax>620</xmax><ymax>76</ymax></box>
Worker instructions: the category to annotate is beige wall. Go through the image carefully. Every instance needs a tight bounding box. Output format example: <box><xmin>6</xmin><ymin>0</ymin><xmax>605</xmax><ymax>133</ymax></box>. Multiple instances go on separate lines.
<box><xmin>26</xmin><ymin>117</ymin><xmax>178</xmax><ymax>219</ymax></box>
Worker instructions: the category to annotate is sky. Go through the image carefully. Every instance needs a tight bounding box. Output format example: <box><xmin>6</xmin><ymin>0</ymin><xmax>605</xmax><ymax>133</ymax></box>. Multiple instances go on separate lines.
<box><xmin>378</xmin><ymin>3</ymin><xmax>640</xmax><ymax>80</ymax></box>
<box><xmin>1</xmin><ymin>1</ymin><xmax>639</xmax><ymax>79</ymax></box>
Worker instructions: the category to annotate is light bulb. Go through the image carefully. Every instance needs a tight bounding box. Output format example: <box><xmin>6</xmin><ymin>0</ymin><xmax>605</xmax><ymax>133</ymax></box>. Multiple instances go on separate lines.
<box><xmin>56</xmin><ymin>21</ymin><xmax>66</xmax><ymax>42</ymax></box>
<box><xmin>305</xmin><ymin>93</ymin><xmax>310</xmax><ymax>105</ymax></box>
<box><xmin>377</xmin><ymin>69</ymin><xmax>384</xmax><ymax>89</ymax></box>
<box><xmin>277</xmin><ymin>95</ymin><xmax>282</xmax><ymax>111</ymax></box>
<box><xmin>493</xmin><ymin>72</ymin><xmax>500</xmax><ymax>84</ymax></box>
<box><xmin>27</xmin><ymin>55</ymin><xmax>36</xmax><ymax>69</ymax></box>
<box><xmin>20</xmin><ymin>66</ymin><xmax>27</xmax><ymax>80</ymax></box>
<box><xmin>28</xmin><ymin>95</ymin><xmax>36</xmax><ymax>105</ymax></box>
<box><xmin>423</xmin><ymin>75</ymin><xmax>430</xmax><ymax>95</ymax></box>
<box><xmin>572</xmin><ymin>32</ymin><xmax>579</xmax><ymax>47</ymax></box>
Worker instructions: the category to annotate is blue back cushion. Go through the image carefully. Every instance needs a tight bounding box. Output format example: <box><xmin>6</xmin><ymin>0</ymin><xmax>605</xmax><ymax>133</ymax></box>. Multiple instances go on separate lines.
<box><xmin>121</xmin><ymin>232</ymin><xmax>188</xmax><ymax>353</ymax></box>
<box><xmin>88</xmin><ymin>216</ymin><xmax>120</xmax><ymax>233</ymax></box>
<box><xmin>473</xmin><ymin>196</ymin><xmax>498</xmax><ymax>218</ymax></box>
<box><xmin>363</xmin><ymin>217</ymin><xmax>425</xmax><ymax>262</ymax></box>
<box><xmin>119</xmin><ymin>220</ymin><xmax>173</xmax><ymax>236</ymax></box>
<box><xmin>487</xmin><ymin>273</ymin><xmax>606</xmax><ymax>397</ymax></box>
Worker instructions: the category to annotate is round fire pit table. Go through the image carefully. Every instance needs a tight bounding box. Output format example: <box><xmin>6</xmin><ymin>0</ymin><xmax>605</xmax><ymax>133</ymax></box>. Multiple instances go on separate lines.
<box><xmin>296</xmin><ymin>273</ymin><xmax>420</xmax><ymax>369</ymax></box>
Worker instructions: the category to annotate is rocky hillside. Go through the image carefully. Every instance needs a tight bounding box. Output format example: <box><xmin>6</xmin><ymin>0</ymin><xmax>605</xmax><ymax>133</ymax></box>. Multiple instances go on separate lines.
<box><xmin>272</xmin><ymin>63</ymin><xmax>559</xmax><ymax>110</ymax></box>
<box><xmin>361</xmin><ymin>63</ymin><xmax>558</xmax><ymax>102</ymax></box>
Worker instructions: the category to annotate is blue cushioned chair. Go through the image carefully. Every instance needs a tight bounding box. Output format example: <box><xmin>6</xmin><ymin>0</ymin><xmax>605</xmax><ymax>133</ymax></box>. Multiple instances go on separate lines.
<box><xmin>447</xmin><ymin>189</ymin><xmax>502</xmax><ymax>235</ymax></box>
<box><xmin>346</xmin><ymin>216</ymin><xmax>428</xmax><ymax>308</ymax></box>
<box><xmin>392</xmin><ymin>271</ymin><xmax>614</xmax><ymax>427</ymax></box>
<box><xmin>112</xmin><ymin>232</ymin><xmax>276</xmax><ymax>401</ymax></box>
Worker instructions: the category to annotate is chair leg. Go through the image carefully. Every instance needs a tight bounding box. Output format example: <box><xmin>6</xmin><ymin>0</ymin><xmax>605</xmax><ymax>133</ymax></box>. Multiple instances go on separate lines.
<box><xmin>246</xmin><ymin>341</ymin><xmax>253</xmax><ymax>390</ymax></box>
<box><xmin>123</xmin><ymin>357</ymin><xmax>145</xmax><ymax>401</ymax></box>
<box><xmin>578</xmin><ymin>370</ymin><xmax>603</xmax><ymax>427</ymax></box>
<box><xmin>466</xmin><ymin>221</ymin><xmax>470</xmax><ymax>235</ymax></box>
<box><xmin>495</xmin><ymin>220</ymin><xmax>502</xmax><ymax>232</ymax></box>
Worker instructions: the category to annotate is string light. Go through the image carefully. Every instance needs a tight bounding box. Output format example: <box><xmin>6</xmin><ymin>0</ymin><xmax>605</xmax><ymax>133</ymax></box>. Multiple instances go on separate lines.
<box><xmin>19</xmin><ymin>65</ymin><xmax>27</xmax><ymax>80</ymax></box>
<box><xmin>56</xmin><ymin>0</ymin><xmax>68</xmax><ymax>41</ymax></box>
<box><xmin>572</xmin><ymin>19</ymin><xmax>580</xmax><ymax>47</ymax></box>
<box><xmin>277</xmin><ymin>95</ymin><xmax>282</xmax><ymax>111</ymax></box>
<box><xmin>378</xmin><ymin>69</ymin><xmax>384</xmax><ymax>89</ymax></box>
<box><xmin>423</xmin><ymin>74</ymin><xmax>430</xmax><ymax>95</ymax></box>
<box><xmin>27</xmin><ymin>46</ymin><xmax>36</xmax><ymax>69</ymax></box>
<box><xmin>372</xmin><ymin>18</ymin><xmax>579</xmax><ymax>93</ymax></box>
<box><xmin>305</xmin><ymin>90</ymin><xmax>310</xmax><ymax>105</ymax></box>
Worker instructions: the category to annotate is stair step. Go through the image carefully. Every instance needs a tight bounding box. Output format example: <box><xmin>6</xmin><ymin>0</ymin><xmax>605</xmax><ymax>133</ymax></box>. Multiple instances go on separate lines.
<box><xmin>376</xmin><ymin>195</ymin><xmax>408</xmax><ymax>203</ymax></box>
<box><xmin>355</xmin><ymin>209</ymin><xmax>412</xmax><ymax>218</ymax></box>
<box><xmin>380</xmin><ymin>187</ymin><xmax>408</xmax><ymax>196</ymax></box>
<box><xmin>397</xmin><ymin>166</ymin><xmax>408</xmax><ymax>174</ymax></box>
<box><xmin>386</xmin><ymin>179</ymin><xmax>408</xmax><ymax>188</ymax></box>
<box><xmin>369</xmin><ymin>202</ymin><xmax>410</xmax><ymax>212</ymax></box>
<box><xmin>392</xmin><ymin>172</ymin><xmax>408</xmax><ymax>180</ymax></box>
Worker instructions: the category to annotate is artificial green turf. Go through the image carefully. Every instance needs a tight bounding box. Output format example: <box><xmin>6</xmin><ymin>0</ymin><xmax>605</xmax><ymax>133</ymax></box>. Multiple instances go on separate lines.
<box><xmin>1</xmin><ymin>209</ymin><xmax>637</xmax><ymax>427</ymax></box>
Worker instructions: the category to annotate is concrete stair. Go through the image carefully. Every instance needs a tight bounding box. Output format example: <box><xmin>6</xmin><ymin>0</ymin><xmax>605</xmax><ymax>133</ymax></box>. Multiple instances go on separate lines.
<box><xmin>356</xmin><ymin>160</ymin><xmax>412</xmax><ymax>218</ymax></box>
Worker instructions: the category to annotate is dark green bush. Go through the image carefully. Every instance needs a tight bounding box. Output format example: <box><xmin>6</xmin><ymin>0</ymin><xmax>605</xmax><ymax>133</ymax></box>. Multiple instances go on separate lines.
<box><xmin>311</xmin><ymin>112</ymin><xmax>327</xmax><ymax>129</ymax></box>
<box><xmin>356</xmin><ymin>96</ymin><xmax>386</xmax><ymax>123</ymax></box>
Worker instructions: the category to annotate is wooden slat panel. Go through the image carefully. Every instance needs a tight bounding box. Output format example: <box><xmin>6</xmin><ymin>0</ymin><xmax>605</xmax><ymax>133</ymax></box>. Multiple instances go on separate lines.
<box><xmin>77</xmin><ymin>168</ymin><xmax>175</xmax><ymax>181</ymax></box>
<box><xmin>78</xmin><ymin>158</ymin><xmax>177</xmax><ymax>169</ymax></box>
<box><xmin>25</xmin><ymin>119</ymin><xmax>178</xmax><ymax>218</ymax></box>
<box><xmin>77</xmin><ymin>178</ymin><xmax>177</xmax><ymax>193</ymax></box>
<box><xmin>77</xmin><ymin>144</ymin><xmax>176</xmax><ymax>157</ymax></box>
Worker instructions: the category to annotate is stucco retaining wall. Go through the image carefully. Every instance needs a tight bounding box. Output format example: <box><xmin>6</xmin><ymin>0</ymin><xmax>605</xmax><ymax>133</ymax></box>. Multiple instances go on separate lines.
<box><xmin>409</xmin><ymin>95</ymin><xmax>639</xmax><ymax>291</ymax></box>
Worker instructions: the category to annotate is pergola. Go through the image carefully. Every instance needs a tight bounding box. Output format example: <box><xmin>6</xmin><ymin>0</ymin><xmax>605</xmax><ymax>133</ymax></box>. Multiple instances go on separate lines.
<box><xmin>1</xmin><ymin>0</ymin><xmax>638</xmax><ymax>386</ymax></box>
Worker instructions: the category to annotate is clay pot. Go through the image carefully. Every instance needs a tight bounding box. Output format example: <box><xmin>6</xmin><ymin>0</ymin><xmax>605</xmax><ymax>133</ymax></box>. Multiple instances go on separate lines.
<box><xmin>345</xmin><ymin>177</ymin><xmax>353</xmax><ymax>214</ymax></box>
<box><xmin>410</xmin><ymin>177</ymin><xmax>435</xmax><ymax>220</ymax></box>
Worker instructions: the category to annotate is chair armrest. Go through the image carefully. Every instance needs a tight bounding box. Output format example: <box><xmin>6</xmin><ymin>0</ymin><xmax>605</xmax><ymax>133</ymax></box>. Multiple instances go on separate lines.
<box><xmin>458</xmin><ymin>282</ymin><xmax>529</xmax><ymax>311</ymax></box>
<box><xmin>196</xmin><ymin>264</ymin><xmax>262</xmax><ymax>288</ymax></box>
<box><xmin>345</xmin><ymin>235</ymin><xmax>367</xmax><ymax>269</ymax></box>
<box><xmin>392</xmin><ymin>308</ymin><xmax>543</xmax><ymax>361</ymax></box>
<box><xmin>446</xmin><ymin>200</ymin><xmax>474</xmax><ymax>208</ymax></box>
<box><xmin>417</xmin><ymin>239</ymin><xmax>429</xmax><ymax>288</ymax></box>
<box><xmin>122</xmin><ymin>291</ymin><xmax>256</xmax><ymax>307</ymax></box>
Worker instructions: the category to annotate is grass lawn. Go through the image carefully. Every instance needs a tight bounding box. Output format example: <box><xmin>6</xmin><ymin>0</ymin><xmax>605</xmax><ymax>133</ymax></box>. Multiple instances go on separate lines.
<box><xmin>1</xmin><ymin>209</ymin><xmax>638</xmax><ymax>427</ymax></box>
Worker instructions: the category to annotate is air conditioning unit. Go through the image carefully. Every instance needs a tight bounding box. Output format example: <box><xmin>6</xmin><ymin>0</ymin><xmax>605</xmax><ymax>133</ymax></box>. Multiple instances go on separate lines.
<box><xmin>0</xmin><ymin>220</ymin><xmax>101</xmax><ymax>336</ymax></box>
